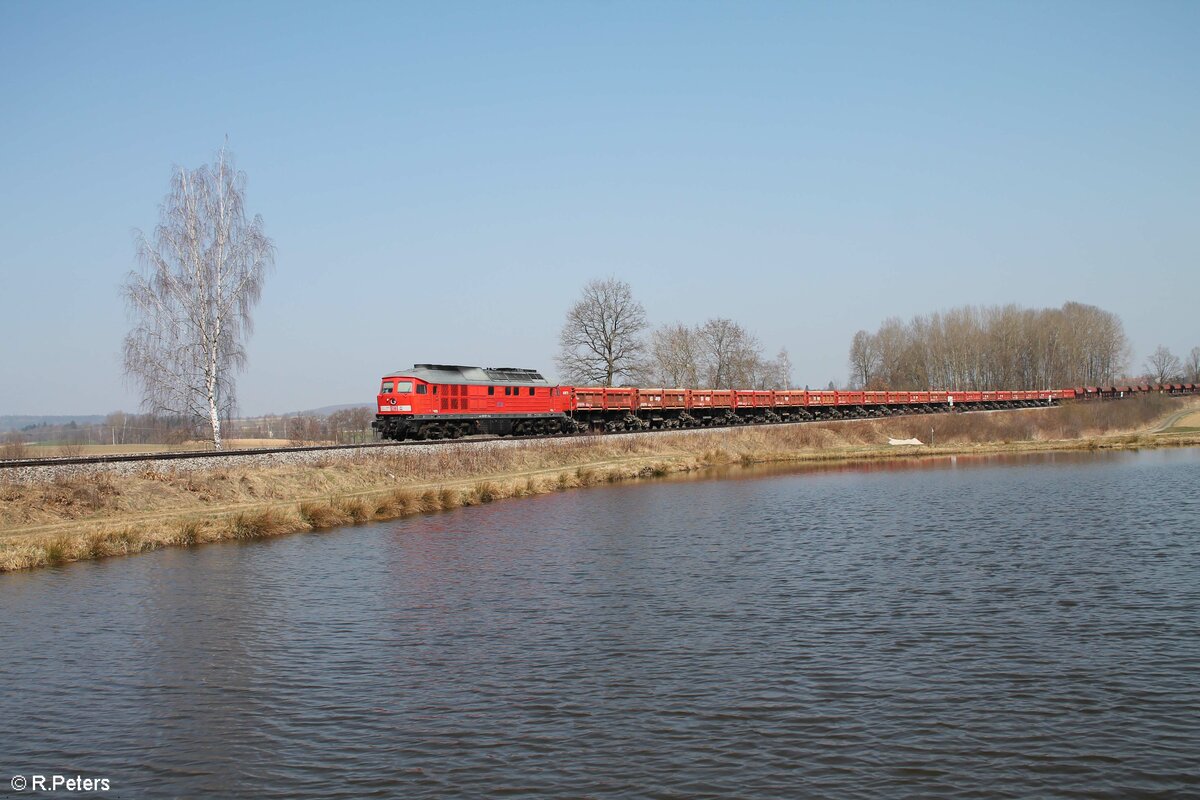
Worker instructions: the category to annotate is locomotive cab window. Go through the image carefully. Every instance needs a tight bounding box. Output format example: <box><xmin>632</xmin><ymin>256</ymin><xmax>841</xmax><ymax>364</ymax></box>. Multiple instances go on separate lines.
<box><xmin>432</xmin><ymin>385</ymin><xmax>438</xmax><ymax>395</ymax></box>
<box><xmin>395</xmin><ymin>381</ymin><xmax>413</xmax><ymax>394</ymax></box>
<box><xmin>416</xmin><ymin>384</ymin><xmax>426</xmax><ymax>395</ymax></box>
<box><xmin>381</xmin><ymin>381</ymin><xmax>394</xmax><ymax>394</ymax></box>
<box><xmin>488</xmin><ymin>386</ymin><xmax>495</xmax><ymax>395</ymax></box>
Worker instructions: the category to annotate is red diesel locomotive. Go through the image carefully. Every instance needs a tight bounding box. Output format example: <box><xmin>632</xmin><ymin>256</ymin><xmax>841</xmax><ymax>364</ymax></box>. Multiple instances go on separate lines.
<box><xmin>370</xmin><ymin>363</ymin><xmax>1198</xmax><ymax>442</ymax></box>
<box><xmin>372</xmin><ymin>365</ymin><xmax>576</xmax><ymax>440</ymax></box>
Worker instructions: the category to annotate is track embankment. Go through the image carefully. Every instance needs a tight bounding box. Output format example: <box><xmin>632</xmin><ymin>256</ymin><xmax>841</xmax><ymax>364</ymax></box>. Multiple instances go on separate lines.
<box><xmin>3</xmin><ymin>395</ymin><xmax>1198</xmax><ymax>573</ymax></box>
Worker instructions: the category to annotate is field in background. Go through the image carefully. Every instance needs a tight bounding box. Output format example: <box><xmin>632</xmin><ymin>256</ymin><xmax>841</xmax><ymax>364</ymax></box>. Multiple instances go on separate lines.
<box><xmin>1166</xmin><ymin>410</ymin><xmax>1200</xmax><ymax>433</ymax></box>
<box><xmin>22</xmin><ymin>439</ymin><xmax>293</xmax><ymax>457</ymax></box>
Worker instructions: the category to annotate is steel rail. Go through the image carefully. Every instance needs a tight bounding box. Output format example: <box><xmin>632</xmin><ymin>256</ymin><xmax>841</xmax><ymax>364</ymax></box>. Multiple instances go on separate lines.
<box><xmin>0</xmin><ymin>439</ymin><xmax>421</xmax><ymax>469</ymax></box>
<box><xmin>0</xmin><ymin>431</ymin><xmax>604</xmax><ymax>470</ymax></box>
<box><xmin>0</xmin><ymin>393</ymin><xmax>1175</xmax><ymax>471</ymax></box>
<box><xmin>0</xmin><ymin>408</ymin><xmax>1017</xmax><ymax>470</ymax></box>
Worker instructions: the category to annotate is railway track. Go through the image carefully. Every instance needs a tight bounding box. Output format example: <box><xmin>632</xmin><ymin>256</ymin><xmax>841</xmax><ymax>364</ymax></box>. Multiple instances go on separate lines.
<box><xmin>0</xmin><ymin>439</ymin><xmax>421</xmax><ymax>470</ymax></box>
<box><xmin>0</xmin><ymin>402</ymin><xmax>1044</xmax><ymax>471</ymax></box>
<box><xmin>0</xmin><ymin>429</ymin><xmax>630</xmax><ymax>471</ymax></box>
<box><xmin>3</xmin><ymin>392</ymin><xmax>1188</xmax><ymax>472</ymax></box>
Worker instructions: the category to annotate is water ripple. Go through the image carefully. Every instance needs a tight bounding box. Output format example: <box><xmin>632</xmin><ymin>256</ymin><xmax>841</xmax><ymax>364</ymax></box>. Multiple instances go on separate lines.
<box><xmin>1</xmin><ymin>448</ymin><xmax>1199</xmax><ymax>799</ymax></box>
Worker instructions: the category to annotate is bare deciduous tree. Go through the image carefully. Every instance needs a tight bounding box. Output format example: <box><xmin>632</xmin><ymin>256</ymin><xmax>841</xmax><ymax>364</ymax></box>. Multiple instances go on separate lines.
<box><xmin>646</xmin><ymin>322</ymin><xmax>788</xmax><ymax>389</ymax></box>
<box><xmin>1144</xmin><ymin>345</ymin><xmax>1182</xmax><ymax>384</ymax></box>
<box><xmin>697</xmin><ymin>318</ymin><xmax>763</xmax><ymax>389</ymax></box>
<box><xmin>1186</xmin><ymin>347</ymin><xmax>1200</xmax><ymax>384</ymax></box>
<box><xmin>556</xmin><ymin>278</ymin><xmax>648</xmax><ymax>386</ymax></box>
<box><xmin>122</xmin><ymin>145</ymin><xmax>274</xmax><ymax>449</ymax></box>
<box><xmin>647</xmin><ymin>322</ymin><xmax>701</xmax><ymax>387</ymax></box>
<box><xmin>847</xmin><ymin>330</ymin><xmax>880</xmax><ymax>389</ymax></box>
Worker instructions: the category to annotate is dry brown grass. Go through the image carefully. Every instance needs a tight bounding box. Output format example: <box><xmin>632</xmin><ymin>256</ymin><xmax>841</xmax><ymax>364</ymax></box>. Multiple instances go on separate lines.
<box><xmin>298</xmin><ymin>501</ymin><xmax>350</xmax><ymax>530</ymax></box>
<box><xmin>177</xmin><ymin>520</ymin><xmax>203</xmax><ymax>546</ymax></box>
<box><xmin>1</xmin><ymin>438</ymin><xmax>30</xmax><ymax>460</ymax></box>
<box><xmin>230</xmin><ymin>510</ymin><xmax>294</xmax><ymax>542</ymax></box>
<box><xmin>56</xmin><ymin>441</ymin><xmax>87</xmax><ymax>458</ymax></box>
<box><xmin>337</xmin><ymin>497</ymin><xmax>371</xmax><ymax>524</ymax></box>
<box><xmin>2</xmin><ymin>395</ymin><xmax>1197</xmax><ymax>574</ymax></box>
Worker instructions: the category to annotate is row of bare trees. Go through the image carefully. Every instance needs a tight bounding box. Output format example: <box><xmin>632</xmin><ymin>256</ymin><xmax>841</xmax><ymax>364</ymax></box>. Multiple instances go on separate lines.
<box><xmin>266</xmin><ymin>407</ymin><xmax>375</xmax><ymax>444</ymax></box>
<box><xmin>555</xmin><ymin>281</ymin><xmax>1196</xmax><ymax>393</ymax></box>
<box><xmin>3</xmin><ymin>413</ymin><xmax>205</xmax><ymax>453</ymax></box>
<box><xmin>847</xmin><ymin>302</ymin><xmax>1131</xmax><ymax>390</ymax></box>
<box><xmin>555</xmin><ymin>279</ymin><xmax>793</xmax><ymax>389</ymax></box>
<box><xmin>646</xmin><ymin>320</ymin><xmax>793</xmax><ymax>389</ymax></box>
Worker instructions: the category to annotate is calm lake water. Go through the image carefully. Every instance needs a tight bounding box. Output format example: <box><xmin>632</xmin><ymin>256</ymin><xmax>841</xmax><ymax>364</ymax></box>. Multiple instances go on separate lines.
<box><xmin>2</xmin><ymin>448</ymin><xmax>1198</xmax><ymax>799</ymax></box>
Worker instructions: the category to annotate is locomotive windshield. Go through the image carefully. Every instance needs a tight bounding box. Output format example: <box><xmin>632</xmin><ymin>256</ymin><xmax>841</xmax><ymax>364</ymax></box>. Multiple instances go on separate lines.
<box><xmin>381</xmin><ymin>381</ymin><xmax>393</xmax><ymax>394</ymax></box>
<box><xmin>382</xmin><ymin>380</ymin><xmax>413</xmax><ymax>394</ymax></box>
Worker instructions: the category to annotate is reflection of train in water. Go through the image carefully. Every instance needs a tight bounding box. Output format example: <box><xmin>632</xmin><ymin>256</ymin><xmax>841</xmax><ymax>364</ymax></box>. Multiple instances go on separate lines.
<box><xmin>370</xmin><ymin>363</ymin><xmax>1198</xmax><ymax>442</ymax></box>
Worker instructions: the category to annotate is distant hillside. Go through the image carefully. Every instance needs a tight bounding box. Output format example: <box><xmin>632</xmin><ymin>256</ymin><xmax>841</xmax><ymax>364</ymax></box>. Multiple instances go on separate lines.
<box><xmin>0</xmin><ymin>415</ymin><xmax>107</xmax><ymax>433</ymax></box>
<box><xmin>256</xmin><ymin>403</ymin><xmax>375</xmax><ymax>418</ymax></box>
<box><xmin>293</xmin><ymin>402</ymin><xmax>374</xmax><ymax>417</ymax></box>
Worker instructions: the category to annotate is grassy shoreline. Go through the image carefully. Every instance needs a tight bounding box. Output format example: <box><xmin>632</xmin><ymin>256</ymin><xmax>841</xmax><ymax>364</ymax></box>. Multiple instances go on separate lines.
<box><xmin>3</xmin><ymin>396</ymin><xmax>1198</xmax><ymax>574</ymax></box>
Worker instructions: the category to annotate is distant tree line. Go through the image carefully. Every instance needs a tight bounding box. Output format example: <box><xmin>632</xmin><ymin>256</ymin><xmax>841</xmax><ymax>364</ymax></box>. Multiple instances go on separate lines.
<box><xmin>2</xmin><ymin>408</ymin><xmax>377</xmax><ymax>451</ymax></box>
<box><xmin>556</xmin><ymin>278</ymin><xmax>793</xmax><ymax>389</ymax></box>
<box><xmin>8</xmin><ymin>413</ymin><xmax>199</xmax><ymax>447</ymax></box>
<box><xmin>846</xmin><ymin>302</ymin><xmax>1131</xmax><ymax>390</ymax></box>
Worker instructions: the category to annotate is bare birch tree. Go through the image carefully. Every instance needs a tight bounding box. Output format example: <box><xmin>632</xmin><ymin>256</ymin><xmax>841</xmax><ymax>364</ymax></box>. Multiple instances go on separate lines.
<box><xmin>1144</xmin><ymin>345</ymin><xmax>1182</xmax><ymax>384</ymax></box>
<box><xmin>122</xmin><ymin>145</ymin><xmax>274</xmax><ymax>449</ymax></box>
<box><xmin>556</xmin><ymin>278</ymin><xmax>648</xmax><ymax>386</ymax></box>
<box><xmin>770</xmin><ymin>347</ymin><xmax>794</xmax><ymax>389</ymax></box>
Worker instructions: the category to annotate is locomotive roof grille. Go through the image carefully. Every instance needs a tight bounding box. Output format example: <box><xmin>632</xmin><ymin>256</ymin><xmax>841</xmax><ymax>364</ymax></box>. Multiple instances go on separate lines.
<box><xmin>393</xmin><ymin>364</ymin><xmax>550</xmax><ymax>386</ymax></box>
<box><xmin>486</xmin><ymin>368</ymin><xmax>545</xmax><ymax>382</ymax></box>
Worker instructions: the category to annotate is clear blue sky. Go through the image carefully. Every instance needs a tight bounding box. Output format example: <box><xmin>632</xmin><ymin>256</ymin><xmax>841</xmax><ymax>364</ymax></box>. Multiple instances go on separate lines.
<box><xmin>2</xmin><ymin>1</ymin><xmax>1197</xmax><ymax>416</ymax></box>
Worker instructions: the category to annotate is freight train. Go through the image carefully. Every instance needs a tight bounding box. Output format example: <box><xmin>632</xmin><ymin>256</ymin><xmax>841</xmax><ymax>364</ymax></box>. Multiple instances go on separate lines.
<box><xmin>370</xmin><ymin>363</ymin><xmax>1198</xmax><ymax>441</ymax></box>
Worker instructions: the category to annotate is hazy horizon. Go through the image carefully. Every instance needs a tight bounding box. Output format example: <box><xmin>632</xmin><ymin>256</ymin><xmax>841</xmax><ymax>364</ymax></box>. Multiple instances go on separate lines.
<box><xmin>2</xmin><ymin>1</ymin><xmax>1197</xmax><ymax>417</ymax></box>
